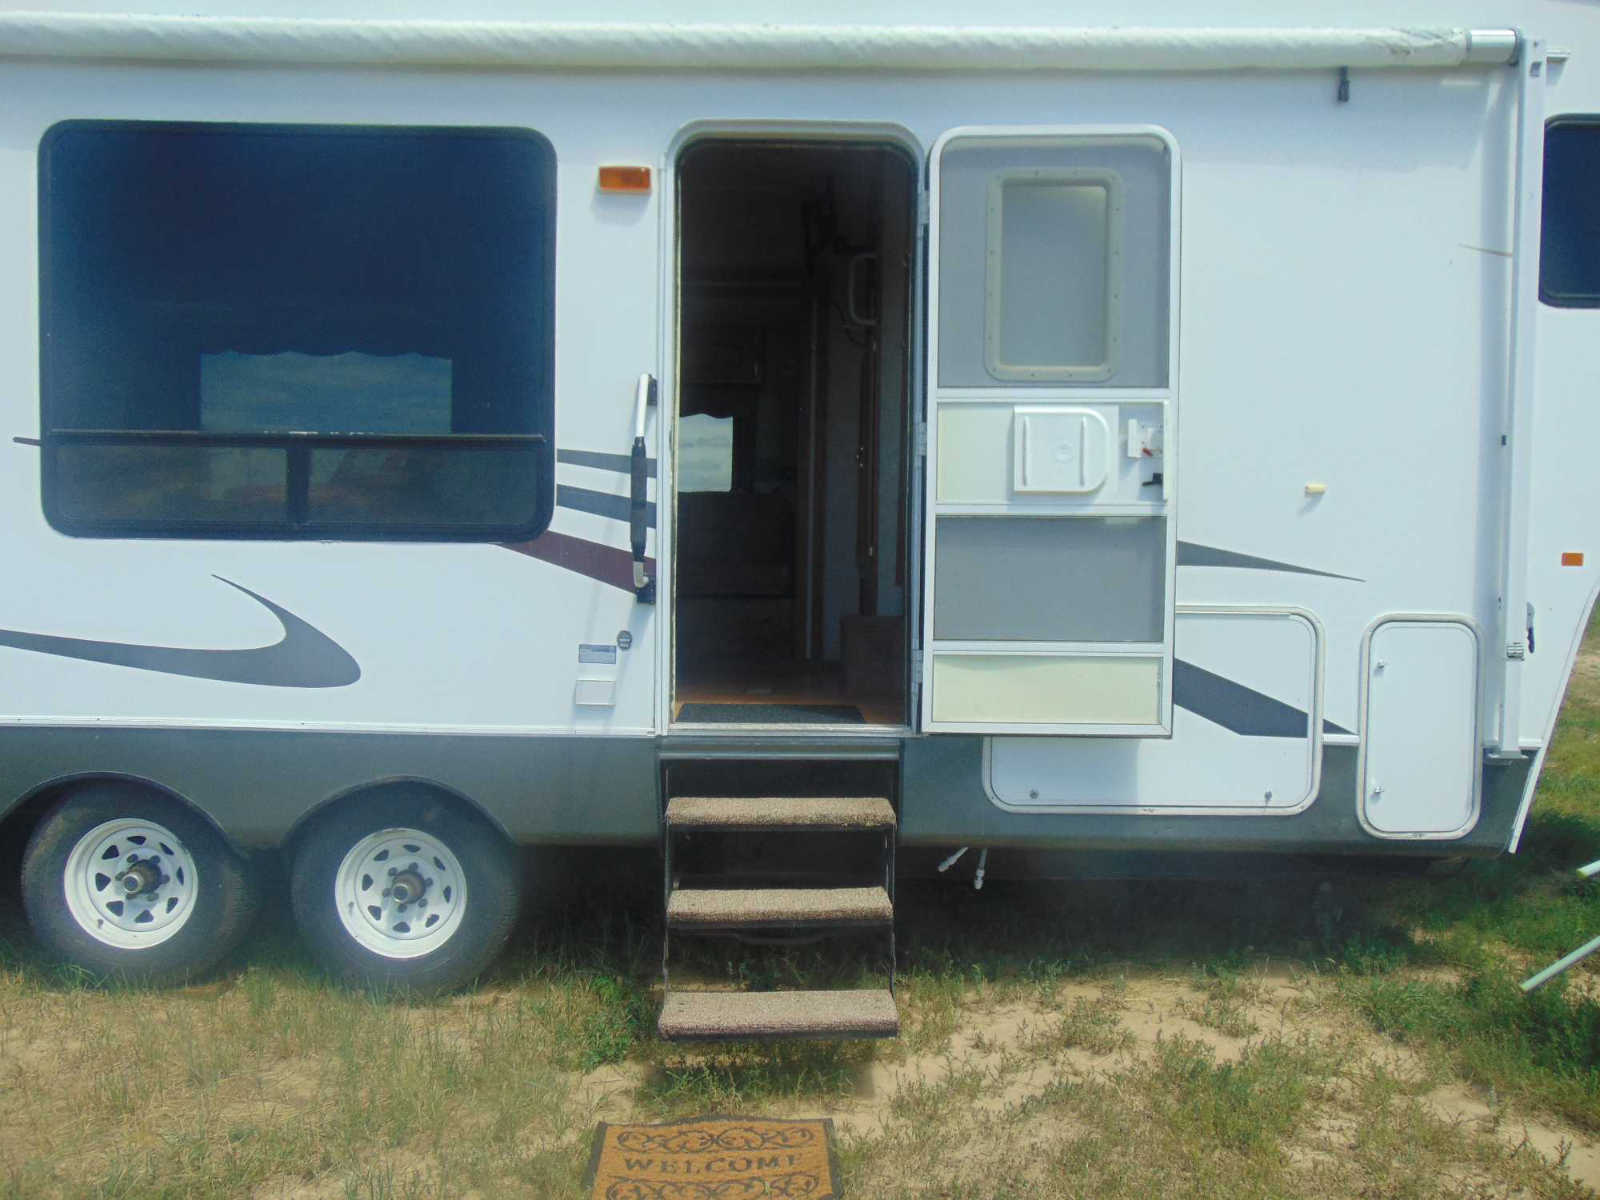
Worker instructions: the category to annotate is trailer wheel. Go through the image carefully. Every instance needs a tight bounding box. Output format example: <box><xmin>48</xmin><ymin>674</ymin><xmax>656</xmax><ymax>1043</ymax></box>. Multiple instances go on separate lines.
<box><xmin>289</xmin><ymin>795</ymin><xmax>520</xmax><ymax>995</ymax></box>
<box><xmin>21</xmin><ymin>786</ymin><xmax>257</xmax><ymax>984</ymax></box>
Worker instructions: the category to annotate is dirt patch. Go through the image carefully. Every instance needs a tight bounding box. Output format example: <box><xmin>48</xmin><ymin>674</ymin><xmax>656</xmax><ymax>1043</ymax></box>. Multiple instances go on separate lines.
<box><xmin>828</xmin><ymin>1004</ymin><xmax>1055</xmax><ymax>1137</ymax></box>
<box><xmin>840</xmin><ymin>972</ymin><xmax>1599</xmax><ymax>1194</ymax></box>
<box><xmin>1426</xmin><ymin>1082</ymin><xmax>1600</xmax><ymax>1189</ymax></box>
<box><xmin>576</xmin><ymin>1061</ymin><xmax>646</xmax><ymax>1121</ymax></box>
<box><xmin>251</xmin><ymin>1148</ymin><xmax>443</xmax><ymax>1200</ymax></box>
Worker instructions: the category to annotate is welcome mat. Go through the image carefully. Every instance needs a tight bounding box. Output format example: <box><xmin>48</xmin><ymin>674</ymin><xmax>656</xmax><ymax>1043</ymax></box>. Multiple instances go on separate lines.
<box><xmin>585</xmin><ymin>1116</ymin><xmax>839</xmax><ymax>1199</ymax></box>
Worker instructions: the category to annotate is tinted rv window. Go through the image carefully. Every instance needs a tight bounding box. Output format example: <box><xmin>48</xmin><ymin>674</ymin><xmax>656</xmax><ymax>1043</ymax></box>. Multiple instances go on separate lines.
<box><xmin>1542</xmin><ymin>117</ymin><xmax>1600</xmax><ymax>307</ymax></box>
<box><xmin>38</xmin><ymin>121</ymin><xmax>556</xmax><ymax>539</ymax></box>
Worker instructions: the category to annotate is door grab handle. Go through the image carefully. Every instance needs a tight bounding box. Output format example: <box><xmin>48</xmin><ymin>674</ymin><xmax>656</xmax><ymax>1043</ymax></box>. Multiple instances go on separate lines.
<box><xmin>846</xmin><ymin>252</ymin><xmax>879</xmax><ymax>327</ymax></box>
<box><xmin>630</xmin><ymin>373</ymin><xmax>657</xmax><ymax>603</ymax></box>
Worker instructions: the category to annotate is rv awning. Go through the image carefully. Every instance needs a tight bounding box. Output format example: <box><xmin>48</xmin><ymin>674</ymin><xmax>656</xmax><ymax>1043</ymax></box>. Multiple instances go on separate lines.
<box><xmin>0</xmin><ymin>15</ymin><xmax>1521</xmax><ymax>72</ymax></box>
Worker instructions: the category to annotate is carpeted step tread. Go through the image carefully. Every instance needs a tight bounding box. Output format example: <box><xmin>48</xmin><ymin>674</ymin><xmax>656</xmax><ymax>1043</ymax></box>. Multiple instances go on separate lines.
<box><xmin>666</xmin><ymin>796</ymin><xmax>895</xmax><ymax>830</ymax></box>
<box><xmin>659</xmin><ymin>989</ymin><xmax>899</xmax><ymax>1041</ymax></box>
<box><xmin>668</xmin><ymin>886</ymin><xmax>893</xmax><ymax>928</ymax></box>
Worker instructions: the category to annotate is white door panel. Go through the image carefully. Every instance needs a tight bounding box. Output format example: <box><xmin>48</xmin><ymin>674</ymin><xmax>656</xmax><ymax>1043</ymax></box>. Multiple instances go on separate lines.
<box><xmin>922</xmin><ymin>125</ymin><xmax>1180</xmax><ymax>735</ymax></box>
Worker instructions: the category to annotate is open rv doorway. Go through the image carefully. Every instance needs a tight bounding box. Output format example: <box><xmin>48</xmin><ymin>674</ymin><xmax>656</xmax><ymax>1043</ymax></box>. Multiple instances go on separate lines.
<box><xmin>672</xmin><ymin>137</ymin><xmax>918</xmax><ymax>729</ymax></box>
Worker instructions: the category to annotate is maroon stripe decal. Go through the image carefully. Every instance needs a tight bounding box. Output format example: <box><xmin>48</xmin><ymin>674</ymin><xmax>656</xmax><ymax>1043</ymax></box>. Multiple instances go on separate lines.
<box><xmin>503</xmin><ymin>530</ymin><xmax>655</xmax><ymax>593</ymax></box>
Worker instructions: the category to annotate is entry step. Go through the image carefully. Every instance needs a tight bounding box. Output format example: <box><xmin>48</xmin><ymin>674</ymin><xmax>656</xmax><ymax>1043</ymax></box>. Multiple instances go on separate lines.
<box><xmin>668</xmin><ymin>886</ymin><xmax>893</xmax><ymax>930</ymax></box>
<box><xmin>665</xmin><ymin>796</ymin><xmax>895</xmax><ymax>831</ymax></box>
<box><xmin>658</xmin><ymin>989</ymin><xmax>899</xmax><ymax>1041</ymax></box>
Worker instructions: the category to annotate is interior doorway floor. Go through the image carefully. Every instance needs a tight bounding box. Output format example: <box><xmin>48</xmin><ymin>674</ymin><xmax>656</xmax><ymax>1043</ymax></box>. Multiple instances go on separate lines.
<box><xmin>673</xmin><ymin>660</ymin><xmax>906</xmax><ymax>727</ymax></box>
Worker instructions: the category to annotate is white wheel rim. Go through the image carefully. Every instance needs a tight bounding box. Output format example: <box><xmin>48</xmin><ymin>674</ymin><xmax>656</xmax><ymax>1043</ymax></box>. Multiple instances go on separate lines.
<box><xmin>334</xmin><ymin>827</ymin><xmax>468</xmax><ymax>960</ymax></box>
<box><xmin>62</xmin><ymin>818</ymin><xmax>200</xmax><ymax>950</ymax></box>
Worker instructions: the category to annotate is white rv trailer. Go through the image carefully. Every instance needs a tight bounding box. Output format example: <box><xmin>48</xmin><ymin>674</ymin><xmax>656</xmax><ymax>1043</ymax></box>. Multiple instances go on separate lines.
<box><xmin>0</xmin><ymin>0</ymin><xmax>1596</xmax><ymax>1038</ymax></box>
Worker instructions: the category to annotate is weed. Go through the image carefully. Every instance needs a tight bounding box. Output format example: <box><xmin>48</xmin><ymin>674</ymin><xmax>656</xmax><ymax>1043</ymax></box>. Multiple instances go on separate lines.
<box><xmin>577</xmin><ymin>973</ymin><xmax>651</xmax><ymax>1070</ymax></box>
<box><xmin>1142</xmin><ymin>1033</ymin><xmax>1326</xmax><ymax>1155</ymax></box>
<box><xmin>1029</xmin><ymin>994</ymin><xmax>1135</xmax><ymax>1056</ymax></box>
<box><xmin>1180</xmin><ymin>970</ymin><xmax>1263</xmax><ymax>1038</ymax></box>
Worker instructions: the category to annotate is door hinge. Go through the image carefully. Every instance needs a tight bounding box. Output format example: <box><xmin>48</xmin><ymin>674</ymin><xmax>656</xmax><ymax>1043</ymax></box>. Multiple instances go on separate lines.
<box><xmin>912</xmin><ymin>654</ymin><xmax>924</xmax><ymax>685</ymax></box>
<box><xmin>917</xmin><ymin>188</ymin><xmax>930</xmax><ymax>231</ymax></box>
<box><xmin>915</xmin><ymin>422</ymin><xmax>928</xmax><ymax>457</ymax></box>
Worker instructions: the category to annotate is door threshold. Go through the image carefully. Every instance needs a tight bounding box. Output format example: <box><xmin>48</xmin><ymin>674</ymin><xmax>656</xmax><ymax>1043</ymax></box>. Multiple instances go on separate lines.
<box><xmin>660</xmin><ymin>725</ymin><xmax>908</xmax><ymax>759</ymax></box>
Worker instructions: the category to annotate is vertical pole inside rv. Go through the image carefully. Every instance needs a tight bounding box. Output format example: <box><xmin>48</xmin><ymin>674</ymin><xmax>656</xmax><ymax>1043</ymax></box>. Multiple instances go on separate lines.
<box><xmin>1494</xmin><ymin>34</ymin><xmax>1546</xmax><ymax>756</ymax></box>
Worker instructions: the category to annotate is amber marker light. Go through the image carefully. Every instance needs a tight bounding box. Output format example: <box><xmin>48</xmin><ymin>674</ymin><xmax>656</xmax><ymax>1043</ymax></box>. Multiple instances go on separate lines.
<box><xmin>598</xmin><ymin>165</ymin><xmax>652</xmax><ymax>194</ymax></box>
<box><xmin>1562</xmin><ymin>552</ymin><xmax>1585</xmax><ymax>567</ymax></box>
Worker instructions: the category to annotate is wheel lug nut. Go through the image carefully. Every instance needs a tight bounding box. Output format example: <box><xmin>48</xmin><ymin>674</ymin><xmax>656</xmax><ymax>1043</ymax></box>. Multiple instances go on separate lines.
<box><xmin>425</xmin><ymin>879</ymin><xmax>434</xmax><ymax>888</ymax></box>
<box><xmin>381</xmin><ymin>888</ymin><xmax>392</xmax><ymax>898</ymax></box>
<box><xmin>388</xmin><ymin>867</ymin><xmax>397</xmax><ymax>876</ymax></box>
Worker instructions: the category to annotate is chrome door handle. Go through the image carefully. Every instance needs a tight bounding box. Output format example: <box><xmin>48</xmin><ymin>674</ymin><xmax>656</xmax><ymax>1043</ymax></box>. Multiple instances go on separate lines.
<box><xmin>630</xmin><ymin>373</ymin><xmax>657</xmax><ymax>602</ymax></box>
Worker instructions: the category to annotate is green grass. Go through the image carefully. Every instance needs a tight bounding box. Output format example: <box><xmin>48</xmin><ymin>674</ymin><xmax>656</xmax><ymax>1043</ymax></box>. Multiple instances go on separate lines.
<box><xmin>1328</xmin><ymin>610</ymin><xmax>1600</xmax><ymax>1134</ymax></box>
<box><xmin>1140</xmin><ymin>1033</ymin><xmax>1329</xmax><ymax>1154</ymax></box>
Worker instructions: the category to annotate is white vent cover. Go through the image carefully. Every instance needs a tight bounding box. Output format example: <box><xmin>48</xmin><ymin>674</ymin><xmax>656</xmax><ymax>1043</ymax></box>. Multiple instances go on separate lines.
<box><xmin>1011</xmin><ymin>406</ymin><xmax>1110</xmax><ymax>493</ymax></box>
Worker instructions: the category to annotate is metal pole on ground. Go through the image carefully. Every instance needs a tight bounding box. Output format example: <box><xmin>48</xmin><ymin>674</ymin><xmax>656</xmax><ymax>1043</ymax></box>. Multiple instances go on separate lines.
<box><xmin>1519</xmin><ymin>858</ymin><xmax>1600</xmax><ymax>992</ymax></box>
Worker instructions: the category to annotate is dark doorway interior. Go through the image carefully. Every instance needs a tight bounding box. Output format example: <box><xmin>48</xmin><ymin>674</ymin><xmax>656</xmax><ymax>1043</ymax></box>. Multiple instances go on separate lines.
<box><xmin>673</xmin><ymin>140</ymin><xmax>917</xmax><ymax>726</ymax></box>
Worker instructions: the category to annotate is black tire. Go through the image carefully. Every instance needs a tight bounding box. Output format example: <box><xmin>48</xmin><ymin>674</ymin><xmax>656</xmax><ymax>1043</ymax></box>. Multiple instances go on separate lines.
<box><xmin>288</xmin><ymin>792</ymin><xmax>521</xmax><ymax>995</ymax></box>
<box><xmin>20</xmin><ymin>784</ymin><xmax>258</xmax><ymax>985</ymax></box>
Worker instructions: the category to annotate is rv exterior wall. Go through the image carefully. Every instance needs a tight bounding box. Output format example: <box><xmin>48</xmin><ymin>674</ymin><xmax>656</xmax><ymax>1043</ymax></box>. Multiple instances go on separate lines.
<box><xmin>0</xmin><ymin>0</ymin><xmax>1595</xmax><ymax>869</ymax></box>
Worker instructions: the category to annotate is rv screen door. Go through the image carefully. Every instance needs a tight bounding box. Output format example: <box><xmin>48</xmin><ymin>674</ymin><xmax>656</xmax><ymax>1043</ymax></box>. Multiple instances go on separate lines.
<box><xmin>921</xmin><ymin>127</ymin><xmax>1178</xmax><ymax>735</ymax></box>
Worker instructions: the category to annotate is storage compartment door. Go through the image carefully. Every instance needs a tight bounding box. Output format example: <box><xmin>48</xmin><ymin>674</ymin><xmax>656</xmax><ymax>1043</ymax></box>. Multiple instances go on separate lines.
<box><xmin>1358</xmin><ymin>619</ymin><xmax>1481</xmax><ymax>838</ymax></box>
<box><xmin>921</xmin><ymin>126</ymin><xmax>1179</xmax><ymax>735</ymax></box>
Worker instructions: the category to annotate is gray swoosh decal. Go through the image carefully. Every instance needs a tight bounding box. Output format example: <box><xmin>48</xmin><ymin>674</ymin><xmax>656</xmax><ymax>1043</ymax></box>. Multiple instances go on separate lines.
<box><xmin>558</xmin><ymin>448</ymin><xmax>657</xmax><ymax>476</ymax></box>
<box><xmin>0</xmin><ymin>576</ymin><xmax>360</xmax><ymax>688</ymax></box>
<box><xmin>557</xmin><ymin>483</ymin><xmax>657</xmax><ymax>527</ymax></box>
<box><xmin>1174</xmin><ymin>659</ymin><xmax>1351</xmax><ymax>739</ymax></box>
<box><xmin>1177</xmin><ymin>541</ymin><xmax>1363</xmax><ymax>583</ymax></box>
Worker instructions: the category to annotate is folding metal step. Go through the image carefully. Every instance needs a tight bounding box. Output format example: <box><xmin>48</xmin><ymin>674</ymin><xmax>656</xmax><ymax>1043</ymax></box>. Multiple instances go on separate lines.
<box><xmin>667</xmin><ymin>885</ymin><xmax>893</xmax><ymax>930</ymax></box>
<box><xmin>658</xmin><ymin>989</ymin><xmax>900</xmax><ymax>1041</ymax></box>
<box><xmin>660</xmin><ymin>788</ymin><xmax>898</xmax><ymax>1041</ymax></box>
<box><xmin>665</xmin><ymin>795</ymin><xmax>895</xmax><ymax>831</ymax></box>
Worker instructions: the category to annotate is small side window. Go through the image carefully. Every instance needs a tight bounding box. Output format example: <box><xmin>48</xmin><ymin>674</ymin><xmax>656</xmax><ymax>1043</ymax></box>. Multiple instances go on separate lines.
<box><xmin>985</xmin><ymin>170</ymin><xmax>1121</xmax><ymax>382</ymax></box>
<box><xmin>1541</xmin><ymin>116</ymin><xmax>1600</xmax><ymax>308</ymax></box>
<box><xmin>39</xmin><ymin>121</ymin><xmax>556</xmax><ymax>540</ymax></box>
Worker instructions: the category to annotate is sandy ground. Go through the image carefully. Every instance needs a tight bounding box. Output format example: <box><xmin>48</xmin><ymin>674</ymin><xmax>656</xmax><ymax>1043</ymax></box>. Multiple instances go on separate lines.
<box><xmin>562</xmin><ymin>967</ymin><xmax>1600</xmax><ymax>1194</ymax></box>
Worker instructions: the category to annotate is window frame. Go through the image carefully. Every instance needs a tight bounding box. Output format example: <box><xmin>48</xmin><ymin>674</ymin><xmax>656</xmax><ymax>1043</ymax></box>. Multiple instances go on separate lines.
<box><xmin>1540</xmin><ymin>113</ymin><xmax>1600</xmax><ymax>309</ymax></box>
<box><xmin>37</xmin><ymin>119</ymin><xmax>557</xmax><ymax>542</ymax></box>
